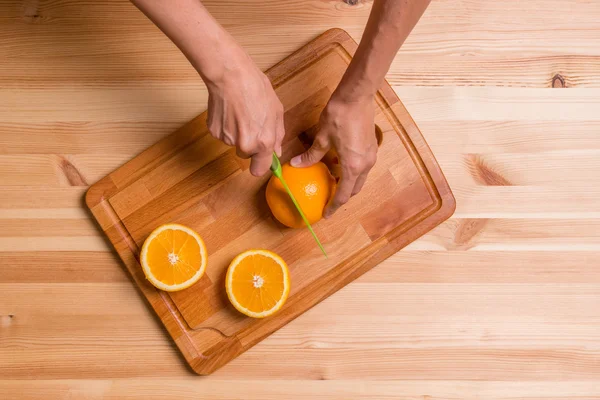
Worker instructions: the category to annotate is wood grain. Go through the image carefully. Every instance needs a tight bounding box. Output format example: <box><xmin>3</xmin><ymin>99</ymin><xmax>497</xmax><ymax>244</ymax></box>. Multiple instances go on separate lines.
<box><xmin>1</xmin><ymin>0</ymin><xmax>600</xmax><ymax>398</ymax></box>
<box><xmin>3</xmin><ymin>380</ymin><xmax>600</xmax><ymax>400</ymax></box>
<box><xmin>1</xmin><ymin>1</ymin><xmax>599</xmax><ymax>87</ymax></box>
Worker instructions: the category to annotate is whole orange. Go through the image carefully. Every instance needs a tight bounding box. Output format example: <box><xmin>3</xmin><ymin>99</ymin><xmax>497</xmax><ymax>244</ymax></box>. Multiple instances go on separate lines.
<box><xmin>266</xmin><ymin>162</ymin><xmax>336</xmax><ymax>228</ymax></box>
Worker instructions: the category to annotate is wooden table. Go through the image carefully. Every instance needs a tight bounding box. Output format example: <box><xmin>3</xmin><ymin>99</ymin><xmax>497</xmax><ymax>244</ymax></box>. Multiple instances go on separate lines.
<box><xmin>2</xmin><ymin>1</ymin><xmax>599</xmax><ymax>398</ymax></box>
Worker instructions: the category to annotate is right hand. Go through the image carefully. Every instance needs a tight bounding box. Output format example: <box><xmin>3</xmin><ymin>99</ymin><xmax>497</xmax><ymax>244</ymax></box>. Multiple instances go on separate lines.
<box><xmin>206</xmin><ymin>53</ymin><xmax>285</xmax><ymax>177</ymax></box>
<box><xmin>291</xmin><ymin>93</ymin><xmax>378</xmax><ymax>218</ymax></box>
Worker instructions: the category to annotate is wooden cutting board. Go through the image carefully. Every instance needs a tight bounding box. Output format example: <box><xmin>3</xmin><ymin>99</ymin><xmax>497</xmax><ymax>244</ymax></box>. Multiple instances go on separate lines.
<box><xmin>86</xmin><ymin>28</ymin><xmax>455</xmax><ymax>375</ymax></box>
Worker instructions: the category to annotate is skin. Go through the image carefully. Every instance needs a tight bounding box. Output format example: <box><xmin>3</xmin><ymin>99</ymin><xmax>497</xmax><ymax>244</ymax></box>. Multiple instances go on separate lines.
<box><xmin>131</xmin><ymin>0</ymin><xmax>431</xmax><ymax>216</ymax></box>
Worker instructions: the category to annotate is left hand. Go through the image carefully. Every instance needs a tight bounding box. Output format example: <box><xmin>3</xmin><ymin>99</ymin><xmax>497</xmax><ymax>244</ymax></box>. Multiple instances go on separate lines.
<box><xmin>290</xmin><ymin>93</ymin><xmax>378</xmax><ymax>218</ymax></box>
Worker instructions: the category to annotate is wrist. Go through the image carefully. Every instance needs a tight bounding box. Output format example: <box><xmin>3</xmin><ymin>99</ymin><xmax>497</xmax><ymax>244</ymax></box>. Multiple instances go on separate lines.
<box><xmin>332</xmin><ymin>71</ymin><xmax>378</xmax><ymax>104</ymax></box>
<box><xmin>330</xmin><ymin>81</ymin><xmax>375</xmax><ymax>106</ymax></box>
<box><xmin>324</xmin><ymin>91</ymin><xmax>374</xmax><ymax>125</ymax></box>
<box><xmin>190</xmin><ymin>38</ymin><xmax>253</xmax><ymax>88</ymax></box>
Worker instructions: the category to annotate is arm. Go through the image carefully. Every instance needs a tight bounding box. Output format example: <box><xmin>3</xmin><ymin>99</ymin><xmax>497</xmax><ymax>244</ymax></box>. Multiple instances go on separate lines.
<box><xmin>131</xmin><ymin>0</ymin><xmax>284</xmax><ymax>176</ymax></box>
<box><xmin>292</xmin><ymin>0</ymin><xmax>432</xmax><ymax>217</ymax></box>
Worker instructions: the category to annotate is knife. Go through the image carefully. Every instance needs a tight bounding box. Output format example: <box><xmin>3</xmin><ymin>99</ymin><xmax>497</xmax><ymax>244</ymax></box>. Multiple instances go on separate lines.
<box><xmin>270</xmin><ymin>153</ymin><xmax>328</xmax><ymax>258</ymax></box>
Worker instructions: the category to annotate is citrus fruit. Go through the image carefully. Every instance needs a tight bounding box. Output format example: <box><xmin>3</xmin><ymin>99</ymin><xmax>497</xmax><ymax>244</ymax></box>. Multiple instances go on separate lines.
<box><xmin>140</xmin><ymin>224</ymin><xmax>207</xmax><ymax>292</ymax></box>
<box><xmin>266</xmin><ymin>162</ymin><xmax>335</xmax><ymax>228</ymax></box>
<box><xmin>225</xmin><ymin>249</ymin><xmax>290</xmax><ymax>318</ymax></box>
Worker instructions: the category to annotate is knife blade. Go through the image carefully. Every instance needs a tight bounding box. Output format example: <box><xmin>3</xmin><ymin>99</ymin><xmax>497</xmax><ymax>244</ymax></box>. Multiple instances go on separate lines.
<box><xmin>270</xmin><ymin>153</ymin><xmax>328</xmax><ymax>258</ymax></box>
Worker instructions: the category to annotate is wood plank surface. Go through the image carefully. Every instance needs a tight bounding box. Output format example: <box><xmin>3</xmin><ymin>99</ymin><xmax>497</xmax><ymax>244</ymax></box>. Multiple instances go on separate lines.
<box><xmin>1</xmin><ymin>0</ymin><xmax>599</xmax><ymax>398</ymax></box>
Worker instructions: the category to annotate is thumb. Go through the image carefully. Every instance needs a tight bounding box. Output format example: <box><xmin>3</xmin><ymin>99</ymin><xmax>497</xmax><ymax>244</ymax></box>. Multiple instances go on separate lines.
<box><xmin>290</xmin><ymin>138</ymin><xmax>330</xmax><ymax>167</ymax></box>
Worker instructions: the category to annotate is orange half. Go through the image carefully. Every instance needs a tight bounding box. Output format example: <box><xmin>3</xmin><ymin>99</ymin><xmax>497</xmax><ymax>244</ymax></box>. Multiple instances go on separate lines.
<box><xmin>140</xmin><ymin>224</ymin><xmax>207</xmax><ymax>292</ymax></box>
<box><xmin>225</xmin><ymin>249</ymin><xmax>290</xmax><ymax>318</ymax></box>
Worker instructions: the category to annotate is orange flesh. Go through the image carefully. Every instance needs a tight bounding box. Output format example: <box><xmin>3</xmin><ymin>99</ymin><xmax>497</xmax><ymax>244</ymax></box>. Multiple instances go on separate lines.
<box><xmin>145</xmin><ymin>229</ymin><xmax>202</xmax><ymax>285</ymax></box>
<box><xmin>230</xmin><ymin>254</ymin><xmax>286</xmax><ymax>313</ymax></box>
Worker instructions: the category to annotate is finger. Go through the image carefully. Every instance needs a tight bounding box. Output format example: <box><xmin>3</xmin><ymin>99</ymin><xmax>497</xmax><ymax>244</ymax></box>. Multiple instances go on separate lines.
<box><xmin>236</xmin><ymin>131</ymin><xmax>260</xmax><ymax>159</ymax></box>
<box><xmin>274</xmin><ymin>110</ymin><xmax>285</xmax><ymax>157</ymax></box>
<box><xmin>290</xmin><ymin>136</ymin><xmax>330</xmax><ymax>168</ymax></box>
<box><xmin>206</xmin><ymin>100</ymin><xmax>221</xmax><ymax>139</ymax></box>
<box><xmin>324</xmin><ymin>171</ymin><xmax>357</xmax><ymax>219</ymax></box>
<box><xmin>222</xmin><ymin>135</ymin><xmax>235</xmax><ymax>147</ymax></box>
<box><xmin>250</xmin><ymin>151</ymin><xmax>273</xmax><ymax>177</ymax></box>
<box><xmin>351</xmin><ymin>170</ymin><xmax>369</xmax><ymax>196</ymax></box>
<box><xmin>207</xmin><ymin>118</ymin><xmax>222</xmax><ymax>141</ymax></box>
<box><xmin>236</xmin><ymin>147</ymin><xmax>251</xmax><ymax>159</ymax></box>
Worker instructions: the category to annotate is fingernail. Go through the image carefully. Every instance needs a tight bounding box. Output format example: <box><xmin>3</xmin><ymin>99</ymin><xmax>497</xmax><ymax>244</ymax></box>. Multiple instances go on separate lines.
<box><xmin>290</xmin><ymin>156</ymin><xmax>301</xmax><ymax>167</ymax></box>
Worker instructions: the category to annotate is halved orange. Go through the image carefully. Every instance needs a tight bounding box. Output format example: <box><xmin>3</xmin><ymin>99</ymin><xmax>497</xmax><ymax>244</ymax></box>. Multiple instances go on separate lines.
<box><xmin>140</xmin><ymin>224</ymin><xmax>207</xmax><ymax>292</ymax></box>
<box><xmin>225</xmin><ymin>249</ymin><xmax>290</xmax><ymax>318</ymax></box>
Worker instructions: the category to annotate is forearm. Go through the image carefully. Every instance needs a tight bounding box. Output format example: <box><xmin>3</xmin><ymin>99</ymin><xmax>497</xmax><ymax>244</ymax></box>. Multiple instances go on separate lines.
<box><xmin>130</xmin><ymin>0</ymin><xmax>247</xmax><ymax>85</ymax></box>
<box><xmin>335</xmin><ymin>0</ymin><xmax>431</xmax><ymax>100</ymax></box>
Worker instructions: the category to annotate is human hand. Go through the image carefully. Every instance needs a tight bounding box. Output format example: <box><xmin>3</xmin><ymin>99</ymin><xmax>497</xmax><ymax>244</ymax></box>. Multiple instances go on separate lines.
<box><xmin>290</xmin><ymin>93</ymin><xmax>378</xmax><ymax>218</ymax></box>
<box><xmin>206</xmin><ymin>52</ymin><xmax>284</xmax><ymax>176</ymax></box>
